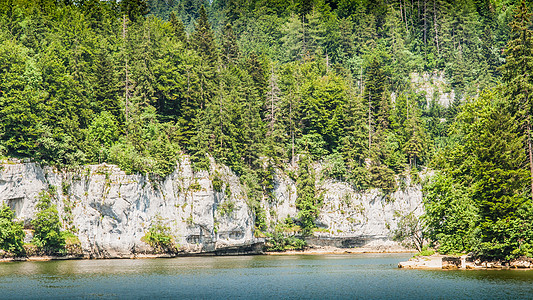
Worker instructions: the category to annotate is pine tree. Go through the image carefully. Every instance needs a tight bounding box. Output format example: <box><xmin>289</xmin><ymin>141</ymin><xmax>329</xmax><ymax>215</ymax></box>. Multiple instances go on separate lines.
<box><xmin>221</xmin><ymin>23</ymin><xmax>239</xmax><ymax>65</ymax></box>
<box><xmin>340</xmin><ymin>91</ymin><xmax>369</xmax><ymax>190</ymax></box>
<box><xmin>265</xmin><ymin>65</ymin><xmax>281</xmax><ymax>137</ymax></box>
<box><xmin>501</xmin><ymin>0</ymin><xmax>533</xmax><ymax>202</ymax></box>
<box><xmin>121</xmin><ymin>0</ymin><xmax>149</xmax><ymax>22</ymax></box>
<box><xmin>363</xmin><ymin>55</ymin><xmax>389</xmax><ymax>148</ymax></box>
<box><xmin>93</xmin><ymin>46</ymin><xmax>121</xmax><ymax>120</ymax></box>
<box><xmin>306</xmin><ymin>6</ymin><xmax>326</xmax><ymax>58</ymax></box>
<box><xmin>296</xmin><ymin>154</ymin><xmax>321</xmax><ymax>234</ymax></box>
<box><xmin>170</xmin><ymin>12</ymin><xmax>187</xmax><ymax>46</ymax></box>
<box><xmin>0</xmin><ymin>40</ymin><xmax>43</xmax><ymax>157</ymax></box>
<box><xmin>246</xmin><ymin>53</ymin><xmax>267</xmax><ymax>98</ymax></box>
<box><xmin>191</xmin><ymin>5</ymin><xmax>218</xmax><ymax>66</ymax></box>
<box><xmin>281</xmin><ymin>13</ymin><xmax>305</xmax><ymax>62</ymax></box>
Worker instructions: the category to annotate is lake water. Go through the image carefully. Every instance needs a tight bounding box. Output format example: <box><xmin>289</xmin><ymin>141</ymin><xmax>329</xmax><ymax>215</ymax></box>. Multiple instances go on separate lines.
<box><xmin>1</xmin><ymin>253</ymin><xmax>533</xmax><ymax>299</ymax></box>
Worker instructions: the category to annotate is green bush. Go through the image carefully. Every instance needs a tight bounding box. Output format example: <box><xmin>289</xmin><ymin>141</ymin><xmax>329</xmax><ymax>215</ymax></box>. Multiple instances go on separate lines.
<box><xmin>422</xmin><ymin>173</ymin><xmax>479</xmax><ymax>255</ymax></box>
<box><xmin>413</xmin><ymin>245</ymin><xmax>436</xmax><ymax>257</ymax></box>
<box><xmin>0</xmin><ymin>205</ymin><xmax>25</xmax><ymax>256</ymax></box>
<box><xmin>296</xmin><ymin>154</ymin><xmax>322</xmax><ymax>234</ymax></box>
<box><xmin>212</xmin><ymin>173</ymin><xmax>223</xmax><ymax>192</ymax></box>
<box><xmin>85</xmin><ymin>111</ymin><xmax>119</xmax><ymax>163</ymax></box>
<box><xmin>265</xmin><ymin>231</ymin><xmax>306</xmax><ymax>251</ymax></box>
<box><xmin>218</xmin><ymin>200</ymin><xmax>235</xmax><ymax>216</ymax></box>
<box><xmin>31</xmin><ymin>192</ymin><xmax>66</xmax><ymax>255</ymax></box>
<box><xmin>63</xmin><ymin>232</ymin><xmax>83</xmax><ymax>256</ymax></box>
<box><xmin>369</xmin><ymin>164</ymin><xmax>397</xmax><ymax>195</ymax></box>
<box><xmin>323</xmin><ymin>153</ymin><xmax>348</xmax><ymax>181</ymax></box>
<box><xmin>296</xmin><ymin>133</ymin><xmax>329</xmax><ymax>159</ymax></box>
<box><xmin>143</xmin><ymin>216</ymin><xmax>176</xmax><ymax>253</ymax></box>
<box><xmin>108</xmin><ymin>107</ymin><xmax>181</xmax><ymax>177</ymax></box>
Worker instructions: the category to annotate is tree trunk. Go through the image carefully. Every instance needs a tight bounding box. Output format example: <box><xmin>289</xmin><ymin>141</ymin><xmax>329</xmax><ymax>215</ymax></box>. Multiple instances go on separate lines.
<box><xmin>122</xmin><ymin>15</ymin><xmax>129</xmax><ymax>134</ymax></box>
<box><xmin>290</xmin><ymin>98</ymin><xmax>294</xmax><ymax>166</ymax></box>
<box><xmin>433</xmin><ymin>0</ymin><xmax>440</xmax><ymax>55</ymax></box>
<box><xmin>527</xmin><ymin>115</ymin><xmax>533</xmax><ymax>201</ymax></box>
<box><xmin>423</xmin><ymin>0</ymin><xmax>427</xmax><ymax>49</ymax></box>
<box><xmin>368</xmin><ymin>94</ymin><xmax>372</xmax><ymax>149</ymax></box>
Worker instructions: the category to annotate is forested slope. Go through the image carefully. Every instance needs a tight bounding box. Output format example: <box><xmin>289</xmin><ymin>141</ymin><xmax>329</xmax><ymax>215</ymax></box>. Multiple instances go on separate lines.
<box><xmin>1</xmin><ymin>0</ymin><xmax>532</xmax><ymax>258</ymax></box>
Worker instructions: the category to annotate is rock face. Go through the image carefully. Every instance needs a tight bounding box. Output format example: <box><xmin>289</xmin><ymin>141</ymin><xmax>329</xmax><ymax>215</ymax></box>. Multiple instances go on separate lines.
<box><xmin>0</xmin><ymin>159</ymin><xmax>423</xmax><ymax>257</ymax></box>
<box><xmin>265</xmin><ymin>167</ymin><xmax>423</xmax><ymax>251</ymax></box>
<box><xmin>410</xmin><ymin>71</ymin><xmax>455</xmax><ymax>108</ymax></box>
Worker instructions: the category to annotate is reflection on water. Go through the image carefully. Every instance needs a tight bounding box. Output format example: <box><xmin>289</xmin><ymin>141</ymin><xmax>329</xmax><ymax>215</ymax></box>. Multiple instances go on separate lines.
<box><xmin>1</xmin><ymin>254</ymin><xmax>533</xmax><ymax>299</ymax></box>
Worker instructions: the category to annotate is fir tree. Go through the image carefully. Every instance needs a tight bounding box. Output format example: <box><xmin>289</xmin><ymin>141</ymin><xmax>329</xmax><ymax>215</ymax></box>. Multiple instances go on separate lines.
<box><xmin>191</xmin><ymin>5</ymin><xmax>218</xmax><ymax>66</ymax></box>
<box><xmin>221</xmin><ymin>23</ymin><xmax>239</xmax><ymax>65</ymax></box>
<box><xmin>296</xmin><ymin>154</ymin><xmax>321</xmax><ymax>234</ymax></box>
<box><xmin>501</xmin><ymin>0</ymin><xmax>533</xmax><ymax>201</ymax></box>
<box><xmin>170</xmin><ymin>12</ymin><xmax>187</xmax><ymax>46</ymax></box>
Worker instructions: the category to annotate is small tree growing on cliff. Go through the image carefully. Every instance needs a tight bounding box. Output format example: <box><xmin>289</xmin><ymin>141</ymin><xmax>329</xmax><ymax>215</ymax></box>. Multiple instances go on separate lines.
<box><xmin>143</xmin><ymin>215</ymin><xmax>176</xmax><ymax>253</ymax></box>
<box><xmin>31</xmin><ymin>191</ymin><xmax>66</xmax><ymax>254</ymax></box>
<box><xmin>0</xmin><ymin>204</ymin><xmax>25</xmax><ymax>256</ymax></box>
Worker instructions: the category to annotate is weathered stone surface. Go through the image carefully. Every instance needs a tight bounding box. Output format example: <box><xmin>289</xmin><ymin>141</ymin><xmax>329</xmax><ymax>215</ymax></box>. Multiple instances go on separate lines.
<box><xmin>510</xmin><ymin>258</ymin><xmax>533</xmax><ymax>269</ymax></box>
<box><xmin>442</xmin><ymin>256</ymin><xmax>461</xmax><ymax>269</ymax></box>
<box><xmin>400</xmin><ymin>254</ymin><xmax>533</xmax><ymax>270</ymax></box>
<box><xmin>0</xmin><ymin>159</ymin><xmax>424</xmax><ymax>257</ymax></box>
<box><xmin>0</xmin><ymin>159</ymin><xmax>257</xmax><ymax>258</ymax></box>
<box><xmin>398</xmin><ymin>255</ymin><xmax>443</xmax><ymax>269</ymax></box>
<box><xmin>265</xmin><ymin>165</ymin><xmax>424</xmax><ymax>250</ymax></box>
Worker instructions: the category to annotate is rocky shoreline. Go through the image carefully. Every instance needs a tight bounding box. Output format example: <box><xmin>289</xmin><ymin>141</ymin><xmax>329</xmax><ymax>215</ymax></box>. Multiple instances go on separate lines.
<box><xmin>0</xmin><ymin>244</ymin><xmax>416</xmax><ymax>262</ymax></box>
<box><xmin>398</xmin><ymin>254</ymin><xmax>533</xmax><ymax>270</ymax></box>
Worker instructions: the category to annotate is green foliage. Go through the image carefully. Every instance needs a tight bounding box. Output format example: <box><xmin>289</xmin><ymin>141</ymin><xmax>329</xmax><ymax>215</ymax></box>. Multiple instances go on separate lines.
<box><xmin>0</xmin><ymin>0</ymin><xmax>527</xmax><ymax>252</ymax></box>
<box><xmin>86</xmin><ymin>111</ymin><xmax>119</xmax><ymax>163</ymax></box>
<box><xmin>108</xmin><ymin>107</ymin><xmax>180</xmax><ymax>177</ymax></box>
<box><xmin>369</xmin><ymin>164</ymin><xmax>396</xmax><ymax>195</ymax></box>
<box><xmin>423</xmin><ymin>173</ymin><xmax>479</xmax><ymax>254</ymax></box>
<box><xmin>31</xmin><ymin>191</ymin><xmax>67</xmax><ymax>255</ymax></box>
<box><xmin>322</xmin><ymin>153</ymin><xmax>348</xmax><ymax>181</ymax></box>
<box><xmin>63</xmin><ymin>231</ymin><xmax>82</xmax><ymax>256</ymax></box>
<box><xmin>413</xmin><ymin>245</ymin><xmax>436</xmax><ymax>257</ymax></box>
<box><xmin>0</xmin><ymin>205</ymin><xmax>25</xmax><ymax>256</ymax></box>
<box><xmin>296</xmin><ymin>155</ymin><xmax>322</xmax><ymax>234</ymax></box>
<box><xmin>392</xmin><ymin>211</ymin><xmax>425</xmax><ymax>252</ymax></box>
<box><xmin>423</xmin><ymin>1</ymin><xmax>533</xmax><ymax>259</ymax></box>
<box><xmin>143</xmin><ymin>215</ymin><xmax>176</xmax><ymax>253</ymax></box>
<box><xmin>264</xmin><ymin>226</ymin><xmax>307</xmax><ymax>252</ymax></box>
<box><xmin>212</xmin><ymin>173</ymin><xmax>223</xmax><ymax>192</ymax></box>
<box><xmin>218</xmin><ymin>200</ymin><xmax>235</xmax><ymax>216</ymax></box>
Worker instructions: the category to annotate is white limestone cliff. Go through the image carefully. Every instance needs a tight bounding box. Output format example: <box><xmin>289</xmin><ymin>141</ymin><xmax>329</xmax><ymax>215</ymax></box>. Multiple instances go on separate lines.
<box><xmin>0</xmin><ymin>158</ymin><xmax>423</xmax><ymax>257</ymax></box>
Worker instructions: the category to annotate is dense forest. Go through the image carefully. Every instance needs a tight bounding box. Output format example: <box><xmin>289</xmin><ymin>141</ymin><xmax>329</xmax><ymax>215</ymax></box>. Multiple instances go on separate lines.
<box><xmin>0</xmin><ymin>0</ymin><xmax>533</xmax><ymax>259</ymax></box>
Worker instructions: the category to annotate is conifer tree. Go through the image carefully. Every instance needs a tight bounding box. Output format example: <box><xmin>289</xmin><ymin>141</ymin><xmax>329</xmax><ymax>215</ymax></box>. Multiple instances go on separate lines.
<box><xmin>221</xmin><ymin>23</ymin><xmax>239</xmax><ymax>65</ymax></box>
<box><xmin>170</xmin><ymin>12</ymin><xmax>187</xmax><ymax>46</ymax></box>
<box><xmin>121</xmin><ymin>0</ymin><xmax>149</xmax><ymax>22</ymax></box>
<box><xmin>296</xmin><ymin>154</ymin><xmax>321</xmax><ymax>233</ymax></box>
<box><xmin>281</xmin><ymin>13</ymin><xmax>305</xmax><ymax>62</ymax></box>
<box><xmin>306</xmin><ymin>7</ymin><xmax>325</xmax><ymax>58</ymax></box>
<box><xmin>363</xmin><ymin>56</ymin><xmax>388</xmax><ymax>148</ymax></box>
<box><xmin>191</xmin><ymin>5</ymin><xmax>218</xmax><ymax>66</ymax></box>
<box><xmin>501</xmin><ymin>0</ymin><xmax>533</xmax><ymax>201</ymax></box>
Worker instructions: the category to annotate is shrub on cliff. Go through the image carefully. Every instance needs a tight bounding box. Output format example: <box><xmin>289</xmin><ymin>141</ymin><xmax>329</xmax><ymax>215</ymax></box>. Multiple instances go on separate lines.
<box><xmin>142</xmin><ymin>216</ymin><xmax>177</xmax><ymax>253</ymax></box>
<box><xmin>0</xmin><ymin>204</ymin><xmax>25</xmax><ymax>256</ymax></box>
<box><xmin>31</xmin><ymin>192</ymin><xmax>66</xmax><ymax>255</ymax></box>
<box><xmin>264</xmin><ymin>232</ymin><xmax>306</xmax><ymax>251</ymax></box>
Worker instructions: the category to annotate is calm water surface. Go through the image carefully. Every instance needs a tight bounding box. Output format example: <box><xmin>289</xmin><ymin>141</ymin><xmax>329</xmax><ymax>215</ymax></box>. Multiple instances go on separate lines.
<box><xmin>1</xmin><ymin>253</ymin><xmax>533</xmax><ymax>299</ymax></box>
